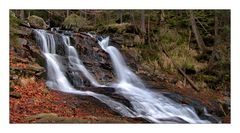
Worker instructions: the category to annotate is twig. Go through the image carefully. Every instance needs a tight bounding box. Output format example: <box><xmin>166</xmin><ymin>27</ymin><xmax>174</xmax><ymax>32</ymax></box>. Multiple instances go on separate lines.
<box><xmin>195</xmin><ymin>16</ymin><xmax>210</xmax><ymax>34</ymax></box>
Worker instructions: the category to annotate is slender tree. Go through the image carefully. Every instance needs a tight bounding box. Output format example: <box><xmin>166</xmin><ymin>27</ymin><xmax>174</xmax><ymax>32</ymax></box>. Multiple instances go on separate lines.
<box><xmin>214</xmin><ymin>10</ymin><xmax>221</xmax><ymax>45</ymax></box>
<box><xmin>119</xmin><ymin>10</ymin><xmax>123</xmax><ymax>23</ymax></box>
<box><xmin>189</xmin><ymin>10</ymin><xmax>206</xmax><ymax>51</ymax></box>
<box><xmin>141</xmin><ymin>10</ymin><xmax>146</xmax><ymax>34</ymax></box>
<box><xmin>20</xmin><ymin>10</ymin><xmax>24</xmax><ymax>21</ymax></box>
<box><xmin>66</xmin><ymin>10</ymin><xmax>70</xmax><ymax>17</ymax></box>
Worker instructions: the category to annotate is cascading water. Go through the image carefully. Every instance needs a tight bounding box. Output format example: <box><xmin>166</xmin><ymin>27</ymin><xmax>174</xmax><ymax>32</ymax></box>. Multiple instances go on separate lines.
<box><xmin>33</xmin><ymin>29</ymin><xmax>135</xmax><ymax>117</ymax></box>
<box><xmin>98</xmin><ymin>37</ymin><xmax>210</xmax><ymax>123</ymax></box>
<box><xmin>34</xmin><ymin>29</ymin><xmax>211</xmax><ymax>123</ymax></box>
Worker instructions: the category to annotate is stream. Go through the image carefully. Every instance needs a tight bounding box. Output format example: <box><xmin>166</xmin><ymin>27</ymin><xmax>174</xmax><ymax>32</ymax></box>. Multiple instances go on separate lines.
<box><xmin>33</xmin><ymin>29</ymin><xmax>212</xmax><ymax>123</ymax></box>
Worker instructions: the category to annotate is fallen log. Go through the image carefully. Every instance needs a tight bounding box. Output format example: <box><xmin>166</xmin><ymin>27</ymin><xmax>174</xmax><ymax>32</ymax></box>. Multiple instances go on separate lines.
<box><xmin>161</xmin><ymin>45</ymin><xmax>200</xmax><ymax>92</ymax></box>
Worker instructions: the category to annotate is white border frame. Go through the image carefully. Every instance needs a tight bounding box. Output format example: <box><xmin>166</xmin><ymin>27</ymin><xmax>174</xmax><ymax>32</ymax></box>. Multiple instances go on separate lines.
<box><xmin>1</xmin><ymin>0</ymin><xmax>239</xmax><ymax>133</ymax></box>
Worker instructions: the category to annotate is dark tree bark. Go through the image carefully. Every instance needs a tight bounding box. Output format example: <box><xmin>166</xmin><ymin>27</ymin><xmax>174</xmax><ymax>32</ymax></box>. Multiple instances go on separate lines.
<box><xmin>189</xmin><ymin>10</ymin><xmax>206</xmax><ymax>51</ymax></box>
<box><xmin>214</xmin><ymin>10</ymin><xmax>221</xmax><ymax>45</ymax></box>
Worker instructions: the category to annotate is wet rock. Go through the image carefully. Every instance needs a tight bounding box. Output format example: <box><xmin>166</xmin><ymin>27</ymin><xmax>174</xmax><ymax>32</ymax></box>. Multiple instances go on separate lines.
<box><xmin>72</xmin><ymin>33</ymin><xmax>116</xmax><ymax>83</ymax></box>
<box><xmin>161</xmin><ymin>91</ymin><xmax>220</xmax><ymax>123</ymax></box>
<box><xmin>77</xmin><ymin>87</ymin><xmax>133</xmax><ymax>109</ymax></box>
<box><xmin>28</xmin><ymin>15</ymin><xmax>48</xmax><ymax>29</ymax></box>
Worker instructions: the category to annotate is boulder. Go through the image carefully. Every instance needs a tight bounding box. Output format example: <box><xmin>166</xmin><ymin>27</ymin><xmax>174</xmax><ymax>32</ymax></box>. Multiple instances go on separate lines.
<box><xmin>14</xmin><ymin>26</ymin><xmax>32</xmax><ymax>36</ymax></box>
<box><xmin>16</xmin><ymin>37</ymin><xmax>27</xmax><ymax>46</ymax></box>
<box><xmin>133</xmin><ymin>35</ymin><xmax>144</xmax><ymax>44</ymax></box>
<box><xmin>28</xmin><ymin>15</ymin><xmax>48</xmax><ymax>29</ymax></box>
<box><xmin>99</xmin><ymin>23</ymin><xmax>141</xmax><ymax>34</ymax></box>
<box><xmin>62</xmin><ymin>14</ymin><xmax>88</xmax><ymax>32</ymax></box>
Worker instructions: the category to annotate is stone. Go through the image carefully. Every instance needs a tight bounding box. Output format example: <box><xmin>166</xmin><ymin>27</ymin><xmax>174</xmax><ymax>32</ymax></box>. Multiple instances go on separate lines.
<box><xmin>93</xmin><ymin>47</ymin><xmax>99</xmax><ymax>52</ymax></box>
<box><xmin>16</xmin><ymin>37</ymin><xmax>27</xmax><ymax>46</ymax></box>
<box><xmin>133</xmin><ymin>35</ymin><xmax>144</xmax><ymax>44</ymax></box>
<box><xmin>14</xmin><ymin>26</ymin><xmax>32</xmax><ymax>36</ymax></box>
<box><xmin>19</xmin><ymin>77</ymin><xmax>35</xmax><ymax>86</ymax></box>
<box><xmin>28</xmin><ymin>15</ymin><xmax>48</xmax><ymax>29</ymax></box>
<box><xmin>62</xmin><ymin>14</ymin><xmax>88</xmax><ymax>32</ymax></box>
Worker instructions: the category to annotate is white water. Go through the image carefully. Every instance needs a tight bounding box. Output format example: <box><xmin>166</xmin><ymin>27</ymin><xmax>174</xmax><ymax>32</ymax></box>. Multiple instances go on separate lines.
<box><xmin>34</xmin><ymin>29</ymin><xmax>209</xmax><ymax>123</ymax></box>
<box><xmin>98</xmin><ymin>37</ymin><xmax>210</xmax><ymax>123</ymax></box>
<box><xmin>34</xmin><ymin>29</ymin><xmax>135</xmax><ymax>117</ymax></box>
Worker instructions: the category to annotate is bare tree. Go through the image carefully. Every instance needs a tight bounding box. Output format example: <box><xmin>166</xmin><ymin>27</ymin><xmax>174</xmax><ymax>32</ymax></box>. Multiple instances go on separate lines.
<box><xmin>147</xmin><ymin>15</ymin><xmax>151</xmax><ymax>48</ymax></box>
<box><xmin>119</xmin><ymin>10</ymin><xmax>123</xmax><ymax>23</ymax></box>
<box><xmin>141</xmin><ymin>10</ymin><xmax>146</xmax><ymax>34</ymax></box>
<box><xmin>189</xmin><ymin>10</ymin><xmax>206</xmax><ymax>51</ymax></box>
<box><xmin>66</xmin><ymin>10</ymin><xmax>70</xmax><ymax>17</ymax></box>
<box><xmin>20</xmin><ymin>10</ymin><xmax>24</xmax><ymax>21</ymax></box>
<box><xmin>160</xmin><ymin>10</ymin><xmax>165</xmax><ymax>22</ymax></box>
<box><xmin>214</xmin><ymin>10</ymin><xmax>221</xmax><ymax>45</ymax></box>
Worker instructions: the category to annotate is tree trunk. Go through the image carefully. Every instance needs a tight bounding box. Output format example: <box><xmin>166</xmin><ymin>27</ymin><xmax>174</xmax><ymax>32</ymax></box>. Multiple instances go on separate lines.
<box><xmin>161</xmin><ymin>10</ymin><xmax>165</xmax><ymax>22</ymax></box>
<box><xmin>130</xmin><ymin>10</ymin><xmax>137</xmax><ymax>34</ymax></box>
<box><xmin>214</xmin><ymin>10</ymin><xmax>221</xmax><ymax>45</ymax></box>
<box><xmin>189</xmin><ymin>10</ymin><xmax>206</xmax><ymax>51</ymax></box>
<box><xmin>20</xmin><ymin>10</ymin><xmax>24</xmax><ymax>21</ymax></box>
<box><xmin>119</xmin><ymin>10</ymin><xmax>123</xmax><ymax>23</ymax></box>
<box><xmin>84</xmin><ymin>10</ymin><xmax>87</xmax><ymax>19</ymax></box>
<box><xmin>141</xmin><ymin>10</ymin><xmax>146</xmax><ymax>34</ymax></box>
<box><xmin>147</xmin><ymin>15</ymin><xmax>151</xmax><ymax>48</ymax></box>
<box><xmin>66</xmin><ymin>10</ymin><xmax>70</xmax><ymax>17</ymax></box>
<box><xmin>161</xmin><ymin>45</ymin><xmax>200</xmax><ymax>92</ymax></box>
<box><xmin>28</xmin><ymin>10</ymin><xmax>31</xmax><ymax>17</ymax></box>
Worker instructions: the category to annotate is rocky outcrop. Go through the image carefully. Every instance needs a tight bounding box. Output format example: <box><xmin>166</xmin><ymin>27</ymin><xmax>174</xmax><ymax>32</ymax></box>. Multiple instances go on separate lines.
<box><xmin>72</xmin><ymin>33</ymin><xmax>115</xmax><ymax>85</ymax></box>
<box><xmin>28</xmin><ymin>15</ymin><xmax>48</xmax><ymax>29</ymax></box>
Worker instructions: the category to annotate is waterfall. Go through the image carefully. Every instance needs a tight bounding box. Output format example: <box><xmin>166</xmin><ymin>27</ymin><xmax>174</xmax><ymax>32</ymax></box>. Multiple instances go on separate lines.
<box><xmin>33</xmin><ymin>29</ymin><xmax>210</xmax><ymax>123</ymax></box>
<box><xmin>33</xmin><ymin>29</ymin><xmax>135</xmax><ymax>117</ymax></box>
<box><xmin>98</xmin><ymin>37</ymin><xmax>210</xmax><ymax>123</ymax></box>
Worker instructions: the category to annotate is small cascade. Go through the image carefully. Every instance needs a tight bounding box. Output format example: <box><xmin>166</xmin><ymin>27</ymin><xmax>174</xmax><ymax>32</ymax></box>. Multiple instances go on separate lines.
<box><xmin>98</xmin><ymin>37</ymin><xmax>210</xmax><ymax>123</ymax></box>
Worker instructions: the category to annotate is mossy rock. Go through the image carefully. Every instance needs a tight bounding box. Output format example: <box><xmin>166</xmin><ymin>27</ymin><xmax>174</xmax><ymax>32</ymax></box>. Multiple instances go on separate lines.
<box><xmin>100</xmin><ymin>23</ymin><xmax>140</xmax><ymax>34</ymax></box>
<box><xmin>28</xmin><ymin>15</ymin><xmax>48</xmax><ymax>29</ymax></box>
<box><xmin>62</xmin><ymin>14</ymin><xmax>88</xmax><ymax>32</ymax></box>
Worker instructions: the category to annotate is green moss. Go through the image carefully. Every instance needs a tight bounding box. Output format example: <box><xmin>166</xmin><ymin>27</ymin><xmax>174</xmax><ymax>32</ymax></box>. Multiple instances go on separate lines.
<box><xmin>10</xmin><ymin>11</ymin><xmax>21</xmax><ymax>47</ymax></box>
<box><xmin>28</xmin><ymin>15</ymin><xmax>48</xmax><ymax>29</ymax></box>
<box><xmin>10</xmin><ymin>93</ymin><xmax>22</xmax><ymax>99</ymax></box>
<box><xmin>10</xmin><ymin>87</ymin><xmax>15</xmax><ymax>92</ymax></box>
<box><xmin>62</xmin><ymin>14</ymin><xmax>88</xmax><ymax>31</ymax></box>
<box><xmin>196</xmin><ymin>74</ymin><xmax>218</xmax><ymax>83</ymax></box>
